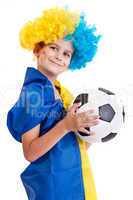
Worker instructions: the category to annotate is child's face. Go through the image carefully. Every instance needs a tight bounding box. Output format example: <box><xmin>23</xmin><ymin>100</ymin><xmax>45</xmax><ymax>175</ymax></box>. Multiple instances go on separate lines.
<box><xmin>35</xmin><ymin>38</ymin><xmax>74</xmax><ymax>79</ymax></box>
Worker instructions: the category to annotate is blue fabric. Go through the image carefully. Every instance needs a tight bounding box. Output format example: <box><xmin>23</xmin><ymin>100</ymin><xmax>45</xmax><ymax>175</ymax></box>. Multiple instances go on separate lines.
<box><xmin>7</xmin><ymin>67</ymin><xmax>85</xmax><ymax>200</ymax></box>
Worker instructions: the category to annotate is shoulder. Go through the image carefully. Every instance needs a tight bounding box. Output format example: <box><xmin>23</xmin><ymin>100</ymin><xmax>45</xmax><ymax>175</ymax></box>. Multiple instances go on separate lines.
<box><xmin>20</xmin><ymin>81</ymin><xmax>54</xmax><ymax>105</ymax></box>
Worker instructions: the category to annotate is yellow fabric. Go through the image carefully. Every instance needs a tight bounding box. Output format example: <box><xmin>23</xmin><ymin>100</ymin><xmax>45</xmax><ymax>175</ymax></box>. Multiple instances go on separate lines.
<box><xmin>54</xmin><ymin>80</ymin><xmax>97</xmax><ymax>200</ymax></box>
<box><xmin>54</xmin><ymin>80</ymin><xmax>73</xmax><ymax>110</ymax></box>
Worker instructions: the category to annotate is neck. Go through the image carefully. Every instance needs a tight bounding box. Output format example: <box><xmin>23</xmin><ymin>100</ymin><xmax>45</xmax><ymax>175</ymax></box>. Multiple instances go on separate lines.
<box><xmin>37</xmin><ymin>65</ymin><xmax>57</xmax><ymax>83</ymax></box>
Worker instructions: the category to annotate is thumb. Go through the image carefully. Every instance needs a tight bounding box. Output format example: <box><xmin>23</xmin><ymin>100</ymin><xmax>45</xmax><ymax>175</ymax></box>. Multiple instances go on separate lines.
<box><xmin>68</xmin><ymin>102</ymin><xmax>81</xmax><ymax>114</ymax></box>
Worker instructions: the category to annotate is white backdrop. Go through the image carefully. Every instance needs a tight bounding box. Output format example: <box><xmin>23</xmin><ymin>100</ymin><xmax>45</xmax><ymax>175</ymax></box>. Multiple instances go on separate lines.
<box><xmin>0</xmin><ymin>0</ymin><xmax>133</xmax><ymax>199</ymax></box>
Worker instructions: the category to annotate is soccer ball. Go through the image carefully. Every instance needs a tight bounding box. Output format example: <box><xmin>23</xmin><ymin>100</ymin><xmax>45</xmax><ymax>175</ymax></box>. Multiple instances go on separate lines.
<box><xmin>73</xmin><ymin>88</ymin><xmax>125</xmax><ymax>143</ymax></box>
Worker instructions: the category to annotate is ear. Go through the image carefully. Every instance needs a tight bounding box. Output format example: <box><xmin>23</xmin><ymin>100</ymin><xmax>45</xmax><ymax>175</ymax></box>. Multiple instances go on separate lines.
<box><xmin>33</xmin><ymin>51</ymin><xmax>40</xmax><ymax>58</ymax></box>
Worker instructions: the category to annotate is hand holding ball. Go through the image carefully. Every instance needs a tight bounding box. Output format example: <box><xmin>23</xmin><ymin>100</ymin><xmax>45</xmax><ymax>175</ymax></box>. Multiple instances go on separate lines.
<box><xmin>63</xmin><ymin>102</ymin><xmax>100</xmax><ymax>136</ymax></box>
<box><xmin>73</xmin><ymin>88</ymin><xmax>125</xmax><ymax>143</ymax></box>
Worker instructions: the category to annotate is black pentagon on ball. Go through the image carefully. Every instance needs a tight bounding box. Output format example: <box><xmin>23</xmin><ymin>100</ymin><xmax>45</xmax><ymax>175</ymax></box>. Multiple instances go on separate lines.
<box><xmin>73</xmin><ymin>93</ymin><xmax>88</xmax><ymax>106</ymax></box>
<box><xmin>99</xmin><ymin>104</ymin><xmax>115</xmax><ymax>122</ymax></box>
<box><xmin>122</xmin><ymin>106</ymin><xmax>125</xmax><ymax>123</ymax></box>
<box><xmin>98</xmin><ymin>88</ymin><xmax>115</xmax><ymax>95</ymax></box>
<box><xmin>102</xmin><ymin>132</ymin><xmax>117</xmax><ymax>142</ymax></box>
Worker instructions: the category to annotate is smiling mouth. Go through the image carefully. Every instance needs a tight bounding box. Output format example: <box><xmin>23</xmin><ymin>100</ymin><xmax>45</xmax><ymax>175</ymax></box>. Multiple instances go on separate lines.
<box><xmin>49</xmin><ymin>59</ymin><xmax>62</xmax><ymax>67</ymax></box>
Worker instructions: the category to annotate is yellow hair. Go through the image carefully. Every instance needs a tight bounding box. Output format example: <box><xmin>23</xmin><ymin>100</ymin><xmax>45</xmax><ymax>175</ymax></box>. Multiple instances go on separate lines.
<box><xmin>19</xmin><ymin>7</ymin><xmax>80</xmax><ymax>50</ymax></box>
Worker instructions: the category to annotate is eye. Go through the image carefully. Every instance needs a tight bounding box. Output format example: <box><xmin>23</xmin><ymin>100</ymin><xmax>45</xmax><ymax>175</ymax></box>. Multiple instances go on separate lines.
<box><xmin>50</xmin><ymin>46</ymin><xmax>58</xmax><ymax>51</ymax></box>
<box><xmin>64</xmin><ymin>52</ymin><xmax>71</xmax><ymax>58</ymax></box>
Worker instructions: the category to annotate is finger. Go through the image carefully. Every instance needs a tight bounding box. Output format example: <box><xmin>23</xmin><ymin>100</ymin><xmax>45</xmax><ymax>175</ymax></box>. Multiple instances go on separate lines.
<box><xmin>80</xmin><ymin>114</ymin><xmax>100</xmax><ymax>123</ymax></box>
<box><xmin>79</xmin><ymin>127</ymin><xmax>91</xmax><ymax>135</ymax></box>
<box><xmin>79</xmin><ymin>127</ymin><xmax>96</xmax><ymax>136</ymax></box>
<box><xmin>69</xmin><ymin>102</ymin><xmax>81</xmax><ymax>114</ymax></box>
<box><xmin>87</xmin><ymin>115</ymin><xmax>100</xmax><ymax>121</ymax></box>
<box><xmin>87</xmin><ymin>109</ymin><xmax>96</xmax><ymax>114</ymax></box>
<box><xmin>79</xmin><ymin>111</ymin><xmax>99</xmax><ymax>120</ymax></box>
<box><xmin>82</xmin><ymin>120</ymin><xmax>99</xmax><ymax>127</ymax></box>
<box><xmin>88</xmin><ymin>131</ymin><xmax>96</xmax><ymax>136</ymax></box>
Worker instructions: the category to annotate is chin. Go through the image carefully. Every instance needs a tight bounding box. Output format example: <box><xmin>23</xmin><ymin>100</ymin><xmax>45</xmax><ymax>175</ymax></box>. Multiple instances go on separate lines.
<box><xmin>49</xmin><ymin>67</ymin><xmax>64</xmax><ymax>74</ymax></box>
<box><xmin>43</xmin><ymin>63</ymin><xmax>65</xmax><ymax>76</ymax></box>
<box><xmin>47</xmin><ymin>68</ymin><xmax>61</xmax><ymax>76</ymax></box>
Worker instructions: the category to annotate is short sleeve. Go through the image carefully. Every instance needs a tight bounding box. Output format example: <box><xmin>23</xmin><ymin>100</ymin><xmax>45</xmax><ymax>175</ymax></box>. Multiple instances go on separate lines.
<box><xmin>7</xmin><ymin>84</ymin><xmax>54</xmax><ymax>143</ymax></box>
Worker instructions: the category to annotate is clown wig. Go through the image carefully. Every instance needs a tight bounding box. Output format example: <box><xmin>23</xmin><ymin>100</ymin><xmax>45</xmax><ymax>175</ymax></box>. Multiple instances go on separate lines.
<box><xmin>19</xmin><ymin>6</ymin><xmax>101</xmax><ymax>70</ymax></box>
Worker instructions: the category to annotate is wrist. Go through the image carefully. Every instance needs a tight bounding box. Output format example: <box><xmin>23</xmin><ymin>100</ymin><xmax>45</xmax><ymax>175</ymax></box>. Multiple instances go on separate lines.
<box><xmin>61</xmin><ymin>118</ymin><xmax>72</xmax><ymax>133</ymax></box>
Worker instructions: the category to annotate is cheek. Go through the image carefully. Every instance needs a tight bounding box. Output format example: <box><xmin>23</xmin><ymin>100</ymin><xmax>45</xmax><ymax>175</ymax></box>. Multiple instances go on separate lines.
<box><xmin>39</xmin><ymin>55</ymin><xmax>46</xmax><ymax>63</ymax></box>
<box><xmin>45</xmin><ymin>48</ymin><xmax>55</xmax><ymax>57</ymax></box>
<box><xmin>65</xmin><ymin>58</ymin><xmax>71</xmax><ymax>67</ymax></box>
<box><xmin>39</xmin><ymin>50</ymin><xmax>49</xmax><ymax>62</ymax></box>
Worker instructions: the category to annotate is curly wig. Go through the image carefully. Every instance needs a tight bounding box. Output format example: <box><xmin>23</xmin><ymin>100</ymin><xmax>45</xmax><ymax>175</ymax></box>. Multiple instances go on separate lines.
<box><xmin>19</xmin><ymin>6</ymin><xmax>101</xmax><ymax>70</ymax></box>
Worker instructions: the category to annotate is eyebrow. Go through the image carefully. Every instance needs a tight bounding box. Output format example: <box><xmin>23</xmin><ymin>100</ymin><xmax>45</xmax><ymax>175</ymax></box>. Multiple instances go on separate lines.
<box><xmin>49</xmin><ymin>43</ymin><xmax>73</xmax><ymax>54</ymax></box>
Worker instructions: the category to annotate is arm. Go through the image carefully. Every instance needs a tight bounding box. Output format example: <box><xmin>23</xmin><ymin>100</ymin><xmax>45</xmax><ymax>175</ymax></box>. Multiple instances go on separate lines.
<box><xmin>22</xmin><ymin>119</ymin><xmax>68</xmax><ymax>162</ymax></box>
<box><xmin>22</xmin><ymin>103</ymin><xmax>98</xmax><ymax>162</ymax></box>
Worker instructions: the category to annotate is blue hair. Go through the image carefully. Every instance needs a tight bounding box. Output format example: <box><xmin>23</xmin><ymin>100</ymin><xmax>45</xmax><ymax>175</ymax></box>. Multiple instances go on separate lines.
<box><xmin>65</xmin><ymin>14</ymin><xmax>102</xmax><ymax>71</ymax></box>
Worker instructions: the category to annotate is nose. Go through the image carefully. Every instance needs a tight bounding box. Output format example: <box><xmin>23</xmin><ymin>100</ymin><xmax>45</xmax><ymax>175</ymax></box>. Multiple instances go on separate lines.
<box><xmin>55</xmin><ymin>52</ymin><xmax>63</xmax><ymax>61</ymax></box>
